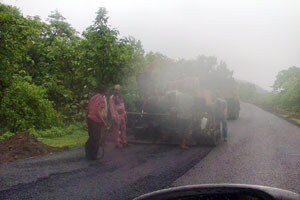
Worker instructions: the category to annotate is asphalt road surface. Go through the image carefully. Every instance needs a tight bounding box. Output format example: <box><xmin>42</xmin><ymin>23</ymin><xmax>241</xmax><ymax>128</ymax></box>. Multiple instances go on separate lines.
<box><xmin>0</xmin><ymin>140</ymin><xmax>212</xmax><ymax>199</ymax></box>
<box><xmin>173</xmin><ymin>103</ymin><xmax>300</xmax><ymax>193</ymax></box>
<box><xmin>1</xmin><ymin>103</ymin><xmax>300</xmax><ymax>199</ymax></box>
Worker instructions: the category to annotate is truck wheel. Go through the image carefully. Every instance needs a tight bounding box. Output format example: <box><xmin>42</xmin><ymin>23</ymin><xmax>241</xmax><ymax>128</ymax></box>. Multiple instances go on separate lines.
<box><xmin>207</xmin><ymin>129</ymin><xmax>221</xmax><ymax>147</ymax></box>
<box><xmin>232</xmin><ymin>112</ymin><xmax>237</xmax><ymax>120</ymax></box>
<box><xmin>234</xmin><ymin>110</ymin><xmax>239</xmax><ymax>119</ymax></box>
<box><xmin>232</xmin><ymin>109</ymin><xmax>239</xmax><ymax>120</ymax></box>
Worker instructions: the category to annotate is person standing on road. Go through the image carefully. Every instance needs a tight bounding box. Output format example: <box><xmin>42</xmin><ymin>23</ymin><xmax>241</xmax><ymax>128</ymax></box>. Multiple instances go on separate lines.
<box><xmin>109</xmin><ymin>84</ymin><xmax>129</xmax><ymax>148</ymax></box>
<box><xmin>85</xmin><ymin>85</ymin><xmax>108</xmax><ymax>160</ymax></box>
<box><xmin>215</xmin><ymin>97</ymin><xmax>228</xmax><ymax>141</ymax></box>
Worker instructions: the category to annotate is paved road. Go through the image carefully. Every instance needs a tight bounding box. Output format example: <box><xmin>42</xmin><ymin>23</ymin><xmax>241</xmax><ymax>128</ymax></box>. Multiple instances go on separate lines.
<box><xmin>174</xmin><ymin>103</ymin><xmax>300</xmax><ymax>194</ymax></box>
<box><xmin>1</xmin><ymin>103</ymin><xmax>300</xmax><ymax>199</ymax></box>
<box><xmin>0</xmin><ymin>142</ymin><xmax>211</xmax><ymax>199</ymax></box>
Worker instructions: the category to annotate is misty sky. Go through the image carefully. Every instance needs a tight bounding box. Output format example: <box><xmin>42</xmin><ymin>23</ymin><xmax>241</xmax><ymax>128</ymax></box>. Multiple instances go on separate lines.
<box><xmin>3</xmin><ymin>0</ymin><xmax>300</xmax><ymax>89</ymax></box>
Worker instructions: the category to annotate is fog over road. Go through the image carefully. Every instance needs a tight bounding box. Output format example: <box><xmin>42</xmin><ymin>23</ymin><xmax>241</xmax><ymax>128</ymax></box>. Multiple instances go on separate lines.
<box><xmin>1</xmin><ymin>103</ymin><xmax>300</xmax><ymax>199</ymax></box>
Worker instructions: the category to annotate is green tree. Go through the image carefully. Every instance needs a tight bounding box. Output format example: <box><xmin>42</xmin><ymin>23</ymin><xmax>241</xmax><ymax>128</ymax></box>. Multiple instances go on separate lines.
<box><xmin>0</xmin><ymin>3</ymin><xmax>39</xmax><ymax>99</ymax></box>
<box><xmin>47</xmin><ymin>10</ymin><xmax>77</xmax><ymax>37</ymax></box>
<box><xmin>0</xmin><ymin>76</ymin><xmax>61</xmax><ymax>132</ymax></box>
<box><xmin>25</xmin><ymin>10</ymin><xmax>84</xmax><ymax>120</ymax></box>
<box><xmin>272</xmin><ymin>66</ymin><xmax>300</xmax><ymax>112</ymax></box>
<box><xmin>273</xmin><ymin>66</ymin><xmax>300</xmax><ymax>92</ymax></box>
<box><xmin>0</xmin><ymin>3</ymin><xmax>245</xmax><ymax>134</ymax></box>
<box><xmin>82</xmin><ymin>7</ymin><xmax>145</xmax><ymax>86</ymax></box>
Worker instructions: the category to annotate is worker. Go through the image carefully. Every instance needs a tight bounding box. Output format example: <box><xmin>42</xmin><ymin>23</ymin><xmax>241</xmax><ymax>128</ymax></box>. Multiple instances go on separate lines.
<box><xmin>215</xmin><ymin>97</ymin><xmax>228</xmax><ymax>141</ymax></box>
<box><xmin>85</xmin><ymin>85</ymin><xmax>108</xmax><ymax>160</ymax></box>
<box><xmin>109</xmin><ymin>84</ymin><xmax>129</xmax><ymax>148</ymax></box>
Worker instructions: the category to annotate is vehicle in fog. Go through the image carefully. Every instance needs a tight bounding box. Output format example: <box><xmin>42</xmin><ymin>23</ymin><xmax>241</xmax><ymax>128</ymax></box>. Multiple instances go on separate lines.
<box><xmin>128</xmin><ymin>75</ymin><xmax>238</xmax><ymax>146</ymax></box>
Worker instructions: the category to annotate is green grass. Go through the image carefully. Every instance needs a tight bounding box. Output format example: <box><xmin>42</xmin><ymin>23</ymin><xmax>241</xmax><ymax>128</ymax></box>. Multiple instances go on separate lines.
<box><xmin>281</xmin><ymin>114</ymin><xmax>289</xmax><ymax>118</ymax></box>
<box><xmin>279</xmin><ymin>114</ymin><xmax>300</xmax><ymax>126</ymax></box>
<box><xmin>31</xmin><ymin>122</ymin><xmax>88</xmax><ymax>148</ymax></box>
<box><xmin>0</xmin><ymin>123</ymin><xmax>89</xmax><ymax>148</ymax></box>
<box><xmin>39</xmin><ymin>131</ymin><xmax>88</xmax><ymax>148</ymax></box>
<box><xmin>292</xmin><ymin>118</ymin><xmax>300</xmax><ymax>125</ymax></box>
<box><xmin>0</xmin><ymin>124</ymin><xmax>88</xmax><ymax>148</ymax></box>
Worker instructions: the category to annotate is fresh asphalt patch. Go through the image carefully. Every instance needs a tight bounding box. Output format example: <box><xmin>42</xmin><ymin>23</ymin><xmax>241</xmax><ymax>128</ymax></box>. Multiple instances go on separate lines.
<box><xmin>1</xmin><ymin>143</ymin><xmax>212</xmax><ymax>200</ymax></box>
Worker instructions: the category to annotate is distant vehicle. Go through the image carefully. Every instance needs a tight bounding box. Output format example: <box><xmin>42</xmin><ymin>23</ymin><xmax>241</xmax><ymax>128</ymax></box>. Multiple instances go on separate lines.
<box><xmin>220</xmin><ymin>78</ymin><xmax>240</xmax><ymax>120</ymax></box>
<box><xmin>226</xmin><ymin>97</ymin><xmax>240</xmax><ymax>120</ymax></box>
<box><xmin>134</xmin><ymin>184</ymin><xmax>300</xmax><ymax>200</ymax></box>
<box><xmin>128</xmin><ymin>76</ymin><xmax>222</xmax><ymax>147</ymax></box>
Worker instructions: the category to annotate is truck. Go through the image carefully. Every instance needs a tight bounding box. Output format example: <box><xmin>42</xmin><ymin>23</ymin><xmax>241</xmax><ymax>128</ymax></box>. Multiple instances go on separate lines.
<box><xmin>127</xmin><ymin>76</ymin><xmax>222</xmax><ymax>147</ymax></box>
<box><xmin>220</xmin><ymin>78</ymin><xmax>240</xmax><ymax>120</ymax></box>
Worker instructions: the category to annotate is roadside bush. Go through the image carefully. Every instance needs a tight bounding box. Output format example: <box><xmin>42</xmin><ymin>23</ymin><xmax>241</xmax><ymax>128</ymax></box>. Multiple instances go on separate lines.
<box><xmin>0</xmin><ymin>78</ymin><xmax>61</xmax><ymax>132</ymax></box>
<box><xmin>0</xmin><ymin>131</ymin><xmax>14</xmax><ymax>140</ymax></box>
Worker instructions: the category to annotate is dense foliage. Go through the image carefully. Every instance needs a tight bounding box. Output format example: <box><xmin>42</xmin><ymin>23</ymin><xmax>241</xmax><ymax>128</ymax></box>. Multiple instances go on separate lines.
<box><xmin>238</xmin><ymin>66</ymin><xmax>300</xmax><ymax>114</ymax></box>
<box><xmin>0</xmin><ymin>77</ymin><xmax>60</xmax><ymax>132</ymax></box>
<box><xmin>0</xmin><ymin>3</ymin><xmax>239</xmax><ymax>135</ymax></box>
<box><xmin>0</xmin><ymin>4</ymin><xmax>146</xmax><ymax>133</ymax></box>
<box><xmin>272</xmin><ymin>66</ymin><xmax>300</xmax><ymax>112</ymax></box>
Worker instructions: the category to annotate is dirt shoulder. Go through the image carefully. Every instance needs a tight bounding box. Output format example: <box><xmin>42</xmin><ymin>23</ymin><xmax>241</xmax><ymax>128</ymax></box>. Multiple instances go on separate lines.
<box><xmin>0</xmin><ymin>132</ymin><xmax>65</xmax><ymax>164</ymax></box>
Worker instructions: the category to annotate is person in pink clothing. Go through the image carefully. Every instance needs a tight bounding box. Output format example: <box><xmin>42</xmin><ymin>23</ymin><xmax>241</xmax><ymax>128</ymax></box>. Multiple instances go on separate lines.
<box><xmin>85</xmin><ymin>85</ymin><xmax>108</xmax><ymax>160</ymax></box>
<box><xmin>109</xmin><ymin>84</ymin><xmax>129</xmax><ymax>148</ymax></box>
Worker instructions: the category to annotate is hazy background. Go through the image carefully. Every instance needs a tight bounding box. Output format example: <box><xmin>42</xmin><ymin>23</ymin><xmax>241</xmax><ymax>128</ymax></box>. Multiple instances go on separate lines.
<box><xmin>3</xmin><ymin>0</ymin><xmax>300</xmax><ymax>90</ymax></box>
